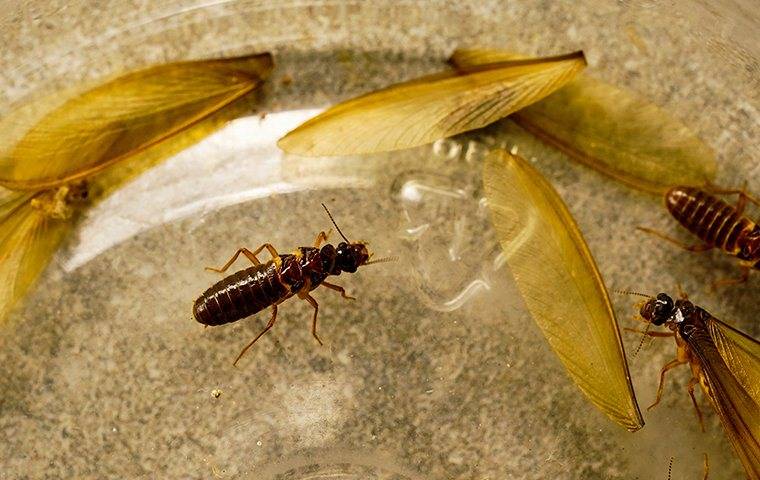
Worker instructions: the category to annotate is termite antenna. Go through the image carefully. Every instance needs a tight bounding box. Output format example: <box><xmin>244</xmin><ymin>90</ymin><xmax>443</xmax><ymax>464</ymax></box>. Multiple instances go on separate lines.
<box><xmin>633</xmin><ymin>321</ymin><xmax>652</xmax><ymax>358</ymax></box>
<box><xmin>667</xmin><ymin>456</ymin><xmax>674</xmax><ymax>480</ymax></box>
<box><xmin>614</xmin><ymin>289</ymin><xmax>652</xmax><ymax>299</ymax></box>
<box><xmin>322</xmin><ymin>203</ymin><xmax>350</xmax><ymax>243</ymax></box>
<box><xmin>365</xmin><ymin>256</ymin><xmax>399</xmax><ymax>266</ymax></box>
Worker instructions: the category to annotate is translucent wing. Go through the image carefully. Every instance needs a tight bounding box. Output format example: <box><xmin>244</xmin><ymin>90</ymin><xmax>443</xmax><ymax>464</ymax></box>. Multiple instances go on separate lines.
<box><xmin>278</xmin><ymin>52</ymin><xmax>586</xmax><ymax>156</ymax></box>
<box><xmin>708</xmin><ymin>317</ymin><xmax>760</xmax><ymax>408</ymax></box>
<box><xmin>483</xmin><ymin>149</ymin><xmax>643</xmax><ymax>431</ymax></box>
<box><xmin>0</xmin><ymin>190</ymin><xmax>72</xmax><ymax>324</ymax></box>
<box><xmin>452</xmin><ymin>48</ymin><xmax>716</xmax><ymax>194</ymax></box>
<box><xmin>687</xmin><ymin>320</ymin><xmax>760</xmax><ymax>479</ymax></box>
<box><xmin>0</xmin><ymin>52</ymin><xmax>273</xmax><ymax>190</ymax></box>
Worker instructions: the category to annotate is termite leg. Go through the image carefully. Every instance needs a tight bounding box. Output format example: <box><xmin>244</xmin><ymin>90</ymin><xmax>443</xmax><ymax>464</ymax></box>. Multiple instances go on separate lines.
<box><xmin>313</xmin><ymin>229</ymin><xmax>331</xmax><ymax>248</ymax></box>
<box><xmin>205</xmin><ymin>243</ymin><xmax>279</xmax><ymax>273</ymax></box>
<box><xmin>301</xmin><ymin>293</ymin><xmax>323</xmax><ymax>346</ymax></box>
<box><xmin>636</xmin><ymin>227</ymin><xmax>714</xmax><ymax>252</ymax></box>
<box><xmin>321</xmin><ymin>281</ymin><xmax>356</xmax><ymax>300</ymax></box>
<box><xmin>206</xmin><ymin>247</ymin><xmax>261</xmax><ymax>272</ymax></box>
<box><xmin>702</xmin><ymin>453</ymin><xmax>709</xmax><ymax>480</ymax></box>
<box><xmin>686</xmin><ymin>376</ymin><xmax>706</xmax><ymax>432</ymax></box>
<box><xmin>233</xmin><ymin>305</ymin><xmax>278</xmax><ymax>367</ymax></box>
<box><xmin>623</xmin><ymin>328</ymin><xmax>675</xmax><ymax>337</ymax></box>
<box><xmin>711</xmin><ymin>265</ymin><xmax>751</xmax><ymax>290</ymax></box>
<box><xmin>648</xmin><ymin>358</ymin><xmax>688</xmax><ymax>411</ymax></box>
<box><xmin>253</xmin><ymin>243</ymin><xmax>280</xmax><ymax>260</ymax></box>
<box><xmin>704</xmin><ymin>182</ymin><xmax>760</xmax><ymax>214</ymax></box>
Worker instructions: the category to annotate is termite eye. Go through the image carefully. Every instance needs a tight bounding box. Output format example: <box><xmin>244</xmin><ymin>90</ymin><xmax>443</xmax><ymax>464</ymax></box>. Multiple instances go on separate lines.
<box><xmin>640</xmin><ymin>301</ymin><xmax>655</xmax><ymax>321</ymax></box>
<box><xmin>655</xmin><ymin>292</ymin><xmax>672</xmax><ymax>303</ymax></box>
<box><xmin>653</xmin><ymin>293</ymin><xmax>674</xmax><ymax>316</ymax></box>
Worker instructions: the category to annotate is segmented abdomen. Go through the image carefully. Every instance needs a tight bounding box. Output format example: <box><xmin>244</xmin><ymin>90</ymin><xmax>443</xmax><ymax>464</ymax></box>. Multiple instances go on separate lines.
<box><xmin>665</xmin><ymin>186</ymin><xmax>754</xmax><ymax>254</ymax></box>
<box><xmin>193</xmin><ymin>262</ymin><xmax>290</xmax><ymax>326</ymax></box>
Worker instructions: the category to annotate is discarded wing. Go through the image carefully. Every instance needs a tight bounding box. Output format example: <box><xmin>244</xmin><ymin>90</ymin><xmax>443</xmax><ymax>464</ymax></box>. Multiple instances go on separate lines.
<box><xmin>0</xmin><ymin>188</ymin><xmax>73</xmax><ymax>326</ymax></box>
<box><xmin>453</xmin><ymin>48</ymin><xmax>716</xmax><ymax>194</ymax></box>
<box><xmin>0</xmin><ymin>52</ymin><xmax>272</xmax><ymax>323</ymax></box>
<box><xmin>483</xmin><ymin>149</ymin><xmax>643</xmax><ymax>431</ymax></box>
<box><xmin>279</xmin><ymin>51</ymin><xmax>586</xmax><ymax>156</ymax></box>
<box><xmin>0</xmin><ymin>52</ymin><xmax>273</xmax><ymax>190</ymax></box>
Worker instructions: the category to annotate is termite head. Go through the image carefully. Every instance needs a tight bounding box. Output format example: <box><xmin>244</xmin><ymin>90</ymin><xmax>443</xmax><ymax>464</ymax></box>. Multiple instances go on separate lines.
<box><xmin>738</xmin><ymin>228</ymin><xmax>760</xmax><ymax>260</ymax></box>
<box><xmin>319</xmin><ymin>203</ymin><xmax>370</xmax><ymax>274</ymax></box>
<box><xmin>640</xmin><ymin>292</ymin><xmax>675</xmax><ymax>326</ymax></box>
<box><xmin>334</xmin><ymin>241</ymin><xmax>369</xmax><ymax>274</ymax></box>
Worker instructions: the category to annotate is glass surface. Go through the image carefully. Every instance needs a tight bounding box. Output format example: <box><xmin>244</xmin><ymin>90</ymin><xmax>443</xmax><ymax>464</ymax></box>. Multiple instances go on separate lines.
<box><xmin>0</xmin><ymin>1</ymin><xmax>758</xmax><ymax>479</ymax></box>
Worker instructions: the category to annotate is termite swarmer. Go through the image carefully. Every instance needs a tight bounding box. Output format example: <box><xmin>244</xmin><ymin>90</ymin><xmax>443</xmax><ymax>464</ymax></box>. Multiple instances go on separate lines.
<box><xmin>193</xmin><ymin>204</ymin><xmax>393</xmax><ymax>365</ymax></box>
<box><xmin>624</xmin><ymin>290</ymin><xmax>758</xmax><ymax>479</ymax></box>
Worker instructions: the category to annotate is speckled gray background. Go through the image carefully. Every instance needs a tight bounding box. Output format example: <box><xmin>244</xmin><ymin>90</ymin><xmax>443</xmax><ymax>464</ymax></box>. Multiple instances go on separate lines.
<box><xmin>0</xmin><ymin>1</ymin><xmax>758</xmax><ymax>479</ymax></box>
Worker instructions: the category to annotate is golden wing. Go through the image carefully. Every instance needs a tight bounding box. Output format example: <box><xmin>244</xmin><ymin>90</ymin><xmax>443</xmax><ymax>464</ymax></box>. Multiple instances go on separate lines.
<box><xmin>688</xmin><ymin>320</ymin><xmax>759</xmax><ymax>479</ymax></box>
<box><xmin>0</xmin><ymin>52</ymin><xmax>273</xmax><ymax>190</ymax></box>
<box><xmin>483</xmin><ymin>149</ymin><xmax>643</xmax><ymax>431</ymax></box>
<box><xmin>0</xmin><ymin>189</ymin><xmax>73</xmax><ymax>324</ymax></box>
<box><xmin>452</xmin><ymin>48</ymin><xmax>716</xmax><ymax>194</ymax></box>
<box><xmin>278</xmin><ymin>52</ymin><xmax>586</xmax><ymax>156</ymax></box>
<box><xmin>708</xmin><ymin>317</ymin><xmax>760</xmax><ymax>408</ymax></box>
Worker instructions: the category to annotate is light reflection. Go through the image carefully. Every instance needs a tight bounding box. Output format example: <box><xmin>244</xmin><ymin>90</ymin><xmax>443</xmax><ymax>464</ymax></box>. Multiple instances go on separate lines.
<box><xmin>64</xmin><ymin>108</ymin><xmax>350</xmax><ymax>271</ymax></box>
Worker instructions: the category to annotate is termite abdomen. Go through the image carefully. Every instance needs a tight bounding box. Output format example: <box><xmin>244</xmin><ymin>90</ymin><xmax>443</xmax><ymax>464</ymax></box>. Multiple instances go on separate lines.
<box><xmin>665</xmin><ymin>186</ymin><xmax>752</xmax><ymax>254</ymax></box>
<box><xmin>193</xmin><ymin>262</ymin><xmax>288</xmax><ymax>326</ymax></box>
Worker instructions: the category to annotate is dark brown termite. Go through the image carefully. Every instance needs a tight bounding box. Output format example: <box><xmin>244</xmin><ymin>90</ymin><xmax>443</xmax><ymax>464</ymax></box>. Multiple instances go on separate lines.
<box><xmin>624</xmin><ymin>290</ymin><xmax>759</xmax><ymax>479</ymax></box>
<box><xmin>193</xmin><ymin>204</ymin><xmax>392</xmax><ymax>365</ymax></box>
<box><xmin>638</xmin><ymin>185</ymin><xmax>760</xmax><ymax>287</ymax></box>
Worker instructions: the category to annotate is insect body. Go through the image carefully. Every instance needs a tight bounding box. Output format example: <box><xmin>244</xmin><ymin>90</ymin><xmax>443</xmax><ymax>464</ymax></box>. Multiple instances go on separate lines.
<box><xmin>639</xmin><ymin>186</ymin><xmax>760</xmax><ymax>286</ymax></box>
<box><xmin>636</xmin><ymin>292</ymin><xmax>759</xmax><ymax>479</ymax></box>
<box><xmin>194</xmin><ymin>205</ymin><xmax>378</xmax><ymax>366</ymax></box>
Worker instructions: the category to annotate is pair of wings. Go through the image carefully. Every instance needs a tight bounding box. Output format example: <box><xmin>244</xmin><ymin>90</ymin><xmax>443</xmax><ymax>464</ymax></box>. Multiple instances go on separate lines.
<box><xmin>278</xmin><ymin>51</ymin><xmax>587</xmax><ymax>155</ymax></box>
<box><xmin>693</xmin><ymin>316</ymin><xmax>760</xmax><ymax>478</ymax></box>
<box><xmin>280</xmin><ymin>47</ymin><xmax>716</xmax><ymax>195</ymax></box>
<box><xmin>0</xmin><ymin>53</ymin><xmax>273</xmax><ymax>324</ymax></box>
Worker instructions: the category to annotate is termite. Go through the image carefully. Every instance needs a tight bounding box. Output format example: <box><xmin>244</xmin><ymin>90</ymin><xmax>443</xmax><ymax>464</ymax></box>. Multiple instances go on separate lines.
<box><xmin>193</xmin><ymin>204</ymin><xmax>392</xmax><ymax>365</ymax></box>
<box><xmin>638</xmin><ymin>185</ymin><xmax>760</xmax><ymax>287</ymax></box>
<box><xmin>623</xmin><ymin>290</ymin><xmax>759</xmax><ymax>479</ymax></box>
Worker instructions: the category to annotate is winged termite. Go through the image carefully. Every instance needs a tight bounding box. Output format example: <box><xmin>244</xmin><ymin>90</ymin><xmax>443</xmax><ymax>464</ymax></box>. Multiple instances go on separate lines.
<box><xmin>632</xmin><ymin>291</ymin><xmax>759</xmax><ymax>479</ymax></box>
<box><xmin>0</xmin><ymin>52</ymin><xmax>273</xmax><ymax>324</ymax></box>
<box><xmin>450</xmin><ymin>48</ymin><xmax>716</xmax><ymax>195</ymax></box>
<box><xmin>483</xmin><ymin>149</ymin><xmax>643</xmax><ymax>431</ymax></box>
<box><xmin>278</xmin><ymin>51</ymin><xmax>586</xmax><ymax>156</ymax></box>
